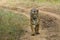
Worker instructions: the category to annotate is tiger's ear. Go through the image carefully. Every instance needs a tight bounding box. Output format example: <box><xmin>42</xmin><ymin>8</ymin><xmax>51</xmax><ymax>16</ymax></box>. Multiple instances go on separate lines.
<box><xmin>37</xmin><ymin>9</ymin><xmax>39</xmax><ymax>13</ymax></box>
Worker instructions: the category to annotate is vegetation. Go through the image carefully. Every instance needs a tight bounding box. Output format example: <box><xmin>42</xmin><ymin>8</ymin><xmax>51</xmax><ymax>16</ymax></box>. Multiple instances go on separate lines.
<box><xmin>4</xmin><ymin>0</ymin><xmax>60</xmax><ymax>8</ymax></box>
<box><xmin>0</xmin><ymin>8</ymin><xmax>29</xmax><ymax>40</ymax></box>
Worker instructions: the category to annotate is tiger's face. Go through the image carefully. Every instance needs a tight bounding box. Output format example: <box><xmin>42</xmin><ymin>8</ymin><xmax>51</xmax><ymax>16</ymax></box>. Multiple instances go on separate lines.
<box><xmin>30</xmin><ymin>8</ymin><xmax>38</xmax><ymax>18</ymax></box>
<box><xmin>30</xmin><ymin>8</ymin><xmax>39</xmax><ymax>25</ymax></box>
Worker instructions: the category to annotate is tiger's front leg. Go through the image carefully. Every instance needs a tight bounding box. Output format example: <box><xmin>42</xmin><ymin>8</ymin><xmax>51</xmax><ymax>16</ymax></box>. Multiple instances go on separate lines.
<box><xmin>35</xmin><ymin>24</ymin><xmax>40</xmax><ymax>34</ymax></box>
<box><xmin>30</xmin><ymin>19</ymin><xmax>36</xmax><ymax>36</ymax></box>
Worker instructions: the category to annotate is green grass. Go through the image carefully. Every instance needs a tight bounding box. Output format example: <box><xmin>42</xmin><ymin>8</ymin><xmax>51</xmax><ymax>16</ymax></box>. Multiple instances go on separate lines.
<box><xmin>0</xmin><ymin>8</ymin><xmax>29</xmax><ymax>40</ymax></box>
<box><xmin>36</xmin><ymin>0</ymin><xmax>60</xmax><ymax>4</ymax></box>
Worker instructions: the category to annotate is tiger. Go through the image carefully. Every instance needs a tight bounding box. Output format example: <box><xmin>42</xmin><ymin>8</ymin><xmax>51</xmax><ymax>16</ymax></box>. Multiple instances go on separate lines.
<box><xmin>30</xmin><ymin>8</ymin><xmax>40</xmax><ymax>36</ymax></box>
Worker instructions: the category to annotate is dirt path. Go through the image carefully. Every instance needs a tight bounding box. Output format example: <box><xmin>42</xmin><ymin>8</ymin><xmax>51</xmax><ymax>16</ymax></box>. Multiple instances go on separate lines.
<box><xmin>39</xmin><ymin>10</ymin><xmax>60</xmax><ymax>19</ymax></box>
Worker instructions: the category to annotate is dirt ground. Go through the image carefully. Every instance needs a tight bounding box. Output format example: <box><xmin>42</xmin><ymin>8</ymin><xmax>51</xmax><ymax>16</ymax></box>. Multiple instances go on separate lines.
<box><xmin>0</xmin><ymin>0</ymin><xmax>60</xmax><ymax>40</ymax></box>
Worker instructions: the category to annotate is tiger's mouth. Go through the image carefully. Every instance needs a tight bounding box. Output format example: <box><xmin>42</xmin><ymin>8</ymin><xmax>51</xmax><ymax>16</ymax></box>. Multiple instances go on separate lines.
<box><xmin>33</xmin><ymin>15</ymin><xmax>38</xmax><ymax>20</ymax></box>
<box><xmin>33</xmin><ymin>17</ymin><xmax>37</xmax><ymax>20</ymax></box>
